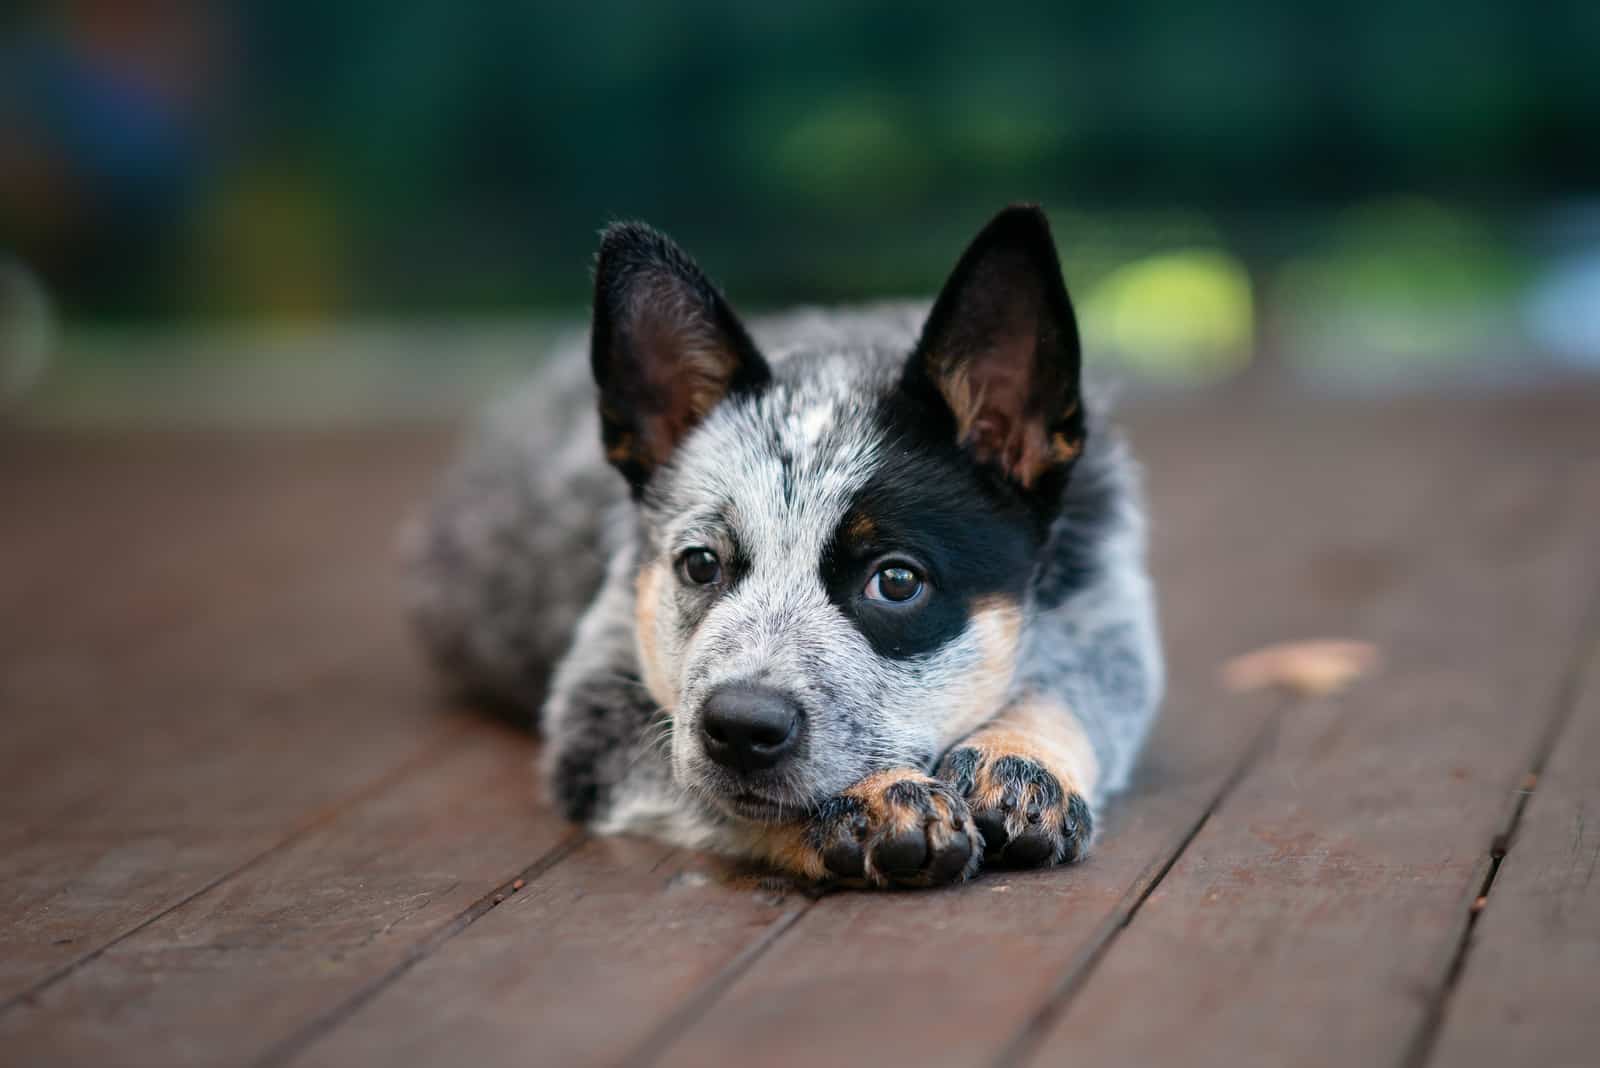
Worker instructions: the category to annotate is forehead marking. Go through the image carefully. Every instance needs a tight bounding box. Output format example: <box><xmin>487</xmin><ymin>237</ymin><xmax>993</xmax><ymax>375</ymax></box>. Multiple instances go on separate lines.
<box><xmin>668</xmin><ymin>382</ymin><xmax>886</xmax><ymax>566</ymax></box>
<box><xmin>796</xmin><ymin>401</ymin><xmax>835</xmax><ymax>446</ymax></box>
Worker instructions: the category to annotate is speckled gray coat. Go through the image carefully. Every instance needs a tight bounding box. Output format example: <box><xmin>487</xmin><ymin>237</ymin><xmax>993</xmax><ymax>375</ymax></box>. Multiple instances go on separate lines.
<box><xmin>406</xmin><ymin>302</ymin><xmax>1163</xmax><ymax>853</ymax></box>
<box><xmin>406</xmin><ymin>210</ymin><xmax>1163</xmax><ymax>884</ymax></box>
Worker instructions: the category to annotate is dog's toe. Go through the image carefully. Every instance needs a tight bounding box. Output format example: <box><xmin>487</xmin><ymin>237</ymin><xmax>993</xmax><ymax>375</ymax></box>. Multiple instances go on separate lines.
<box><xmin>927</xmin><ymin>830</ymin><xmax>974</xmax><ymax>883</ymax></box>
<box><xmin>940</xmin><ymin>747</ymin><xmax>1094</xmax><ymax>870</ymax></box>
<box><xmin>973</xmin><ymin>809</ymin><xmax>1010</xmax><ymax>855</ymax></box>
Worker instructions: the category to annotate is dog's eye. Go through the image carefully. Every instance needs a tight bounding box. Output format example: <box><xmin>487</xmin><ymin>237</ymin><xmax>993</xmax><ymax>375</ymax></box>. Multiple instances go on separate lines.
<box><xmin>864</xmin><ymin>563</ymin><xmax>925</xmax><ymax>604</ymax></box>
<box><xmin>678</xmin><ymin>548</ymin><xmax>722</xmax><ymax>586</ymax></box>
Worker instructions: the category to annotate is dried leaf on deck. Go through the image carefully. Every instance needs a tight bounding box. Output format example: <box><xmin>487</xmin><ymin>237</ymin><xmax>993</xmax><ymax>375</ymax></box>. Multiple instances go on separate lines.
<box><xmin>1221</xmin><ymin>639</ymin><xmax>1380</xmax><ymax>697</ymax></box>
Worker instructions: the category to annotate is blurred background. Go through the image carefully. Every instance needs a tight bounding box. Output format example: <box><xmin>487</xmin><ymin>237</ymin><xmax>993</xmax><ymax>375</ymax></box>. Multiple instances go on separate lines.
<box><xmin>3</xmin><ymin>0</ymin><xmax>1599</xmax><ymax>425</ymax></box>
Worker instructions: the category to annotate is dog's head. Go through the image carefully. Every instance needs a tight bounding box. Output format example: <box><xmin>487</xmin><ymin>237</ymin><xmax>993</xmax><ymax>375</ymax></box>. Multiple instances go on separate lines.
<box><xmin>590</xmin><ymin>206</ymin><xmax>1085</xmax><ymax>822</ymax></box>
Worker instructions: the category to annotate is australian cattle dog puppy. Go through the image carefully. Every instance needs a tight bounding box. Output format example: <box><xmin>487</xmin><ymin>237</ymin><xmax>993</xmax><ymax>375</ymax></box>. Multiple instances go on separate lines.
<box><xmin>407</xmin><ymin>206</ymin><xmax>1163</xmax><ymax>888</ymax></box>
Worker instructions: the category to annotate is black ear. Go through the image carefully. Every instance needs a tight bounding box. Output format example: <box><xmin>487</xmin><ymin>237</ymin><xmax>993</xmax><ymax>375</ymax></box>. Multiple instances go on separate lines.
<box><xmin>905</xmin><ymin>205</ymin><xmax>1084</xmax><ymax>492</ymax></box>
<box><xmin>590</xmin><ymin>222</ymin><xmax>770</xmax><ymax>490</ymax></box>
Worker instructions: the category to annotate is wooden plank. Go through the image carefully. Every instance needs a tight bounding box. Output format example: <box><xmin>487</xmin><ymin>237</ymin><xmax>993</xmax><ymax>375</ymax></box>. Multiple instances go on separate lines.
<box><xmin>0</xmin><ymin>432</ymin><xmax>444</xmax><ymax>669</ymax></box>
<box><xmin>646</xmin><ymin>395</ymin><xmax>1499</xmax><ymax>1068</ymax></box>
<box><xmin>1021</xmin><ymin>392</ymin><xmax>1600</xmax><ymax>1067</ymax></box>
<box><xmin>10</xmin><ymin>391</ymin><xmax>1593</xmax><ymax>1068</ymax></box>
<box><xmin>1424</xmin><ymin>630</ymin><xmax>1600</xmax><ymax>1066</ymax></box>
<box><xmin>0</xmin><ymin>614</ymin><xmax>459</xmax><ymax>1007</ymax></box>
<box><xmin>1</xmin><ymin>431</ymin><xmax>449</xmax><ymax>801</ymax></box>
<box><xmin>0</xmin><ymin>432</ymin><xmax>461</xmax><ymax>1004</ymax></box>
<box><xmin>289</xmin><ymin>395</ymin><xmax>1456</xmax><ymax>1068</ymax></box>
<box><xmin>0</xmin><ymin>719</ymin><xmax>570</xmax><ymax>1067</ymax></box>
<box><xmin>291</xmin><ymin>840</ymin><xmax>804</xmax><ymax>1068</ymax></box>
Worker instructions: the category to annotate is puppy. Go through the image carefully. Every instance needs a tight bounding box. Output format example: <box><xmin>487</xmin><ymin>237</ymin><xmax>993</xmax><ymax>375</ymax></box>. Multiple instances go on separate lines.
<box><xmin>407</xmin><ymin>205</ymin><xmax>1163</xmax><ymax>888</ymax></box>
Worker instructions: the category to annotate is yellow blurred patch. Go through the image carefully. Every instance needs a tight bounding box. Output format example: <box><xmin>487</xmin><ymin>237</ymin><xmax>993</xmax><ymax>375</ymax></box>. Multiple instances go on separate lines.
<box><xmin>1081</xmin><ymin>249</ymin><xmax>1254</xmax><ymax>382</ymax></box>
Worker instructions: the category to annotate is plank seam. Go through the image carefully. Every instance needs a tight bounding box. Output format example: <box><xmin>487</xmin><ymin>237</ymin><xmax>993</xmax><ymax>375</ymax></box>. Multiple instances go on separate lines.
<box><xmin>0</xmin><ymin>716</ymin><xmax>475</xmax><ymax>1018</ymax></box>
<box><xmin>993</xmin><ymin>696</ymin><xmax>1295</xmax><ymax>1067</ymax></box>
<box><xmin>1402</xmin><ymin>583</ymin><xmax>1600</xmax><ymax>1068</ymax></box>
<box><xmin>621</xmin><ymin>903</ymin><xmax>815</xmax><ymax>1068</ymax></box>
<box><xmin>252</xmin><ymin>829</ymin><xmax>586</xmax><ymax>1068</ymax></box>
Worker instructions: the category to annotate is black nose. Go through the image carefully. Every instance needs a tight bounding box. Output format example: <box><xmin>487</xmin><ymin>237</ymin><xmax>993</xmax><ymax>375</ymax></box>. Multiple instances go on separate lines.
<box><xmin>699</xmin><ymin>685</ymin><xmax>800</xmax><ymax>772</ymax></box>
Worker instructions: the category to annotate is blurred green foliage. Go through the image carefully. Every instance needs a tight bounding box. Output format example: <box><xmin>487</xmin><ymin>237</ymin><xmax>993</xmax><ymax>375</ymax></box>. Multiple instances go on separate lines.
<box><xmin>2</xmin><ymin>0</ymin><xmax>1597</xmax><ymax>323</ymax></box>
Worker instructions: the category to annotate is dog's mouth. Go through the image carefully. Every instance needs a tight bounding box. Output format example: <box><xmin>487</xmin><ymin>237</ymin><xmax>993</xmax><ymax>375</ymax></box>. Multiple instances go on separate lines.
<box><xmin>716</xmin><ymin>789</ymin><xmax>803</xmax><ymax>824</ymax></box>
<box><xmin>686</xmin><ymin>757</ymin><xmax>819</xmax><ymax>824</ymax></box>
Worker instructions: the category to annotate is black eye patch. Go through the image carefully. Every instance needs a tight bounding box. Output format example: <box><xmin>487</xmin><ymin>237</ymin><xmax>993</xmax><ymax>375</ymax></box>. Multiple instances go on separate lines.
<box><xmin>821</xmin><ymin>440</ymin><xmax>1038</xmax><ymax>659</ymax></box>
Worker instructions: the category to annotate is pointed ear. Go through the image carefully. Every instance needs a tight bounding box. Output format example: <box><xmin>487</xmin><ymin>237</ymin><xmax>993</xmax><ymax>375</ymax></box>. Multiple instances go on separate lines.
<box><xmin>905</xmin><ymin>205</ymin><xmax>1084</xmax><ymax>492</ymax></box>
<box><xmin>590</xmin><ymin>222</ymin><xmax>770</xmax><ymax>490</ymax></box>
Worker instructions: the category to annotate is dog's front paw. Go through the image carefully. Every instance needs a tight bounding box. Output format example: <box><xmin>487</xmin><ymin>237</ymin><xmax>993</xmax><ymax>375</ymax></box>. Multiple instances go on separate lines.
<box><xmin>938</xmin><ymin>747</ymin><xmax>1093</xmax><ymax>869</ymax></box>
<box><xmin>811</xmin><ymin>770</ymin><xmax>980</xmax><ymax>888</ymax></box>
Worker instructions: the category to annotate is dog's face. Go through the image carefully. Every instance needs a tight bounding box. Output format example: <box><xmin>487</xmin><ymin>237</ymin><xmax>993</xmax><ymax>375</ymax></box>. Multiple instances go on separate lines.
<box><xmin>590</xmin><ymin>207</ymin><xmax>1085</xmax><ymax>822</ymax></box>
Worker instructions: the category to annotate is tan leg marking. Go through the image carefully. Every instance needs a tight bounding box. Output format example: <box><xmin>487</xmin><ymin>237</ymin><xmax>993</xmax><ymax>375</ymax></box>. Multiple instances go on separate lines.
<box><xmin>745</xmin><ymin>821</ymin><xmax>831</xmax><ymax>882</ymax></box>
<box><xmin>939</xmin><ymin>697</ymin><xmax>1099</xmax><ymax>867</ymax></box>
<box><xmin>936</xmin><ymin>595</ymin><xmax>1025</xmax><ymax>746</ymax></box>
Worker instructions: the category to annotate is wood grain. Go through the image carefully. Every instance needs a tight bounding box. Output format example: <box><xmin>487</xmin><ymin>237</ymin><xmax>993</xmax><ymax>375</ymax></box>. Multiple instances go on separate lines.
<box><xmin>0</xmin><ymin>432</ymin><xmax>461</xmax><ymax>1005</ymax></box>
<box><xmin>648</xmin><ymin>397</ymin><xmax>1478</xmax><ymax>1067</ymax></box>
<box><xmin>293</xmin><ymin>839</ymin><xmax>807</xmax><ymax>1068</ymax></box>
<box><xmin>1023</xmin><ymin>393</ymin><xmax>1600</xmax><ymax>1067</ymax></box>
<box><xmin>6</xmin><ymin>390</ymin><xmax>1600</xmax><ymax>1068</ymax></box>
<box><xmin>0</xmin><ymin>719</ymin><xmax>568</xmax><ymax>1066</ymax></box>
<box><xmin>1425</xmin><ymin>628</ymin><xmax>1600</xmax><ymax>1066</ymax></box>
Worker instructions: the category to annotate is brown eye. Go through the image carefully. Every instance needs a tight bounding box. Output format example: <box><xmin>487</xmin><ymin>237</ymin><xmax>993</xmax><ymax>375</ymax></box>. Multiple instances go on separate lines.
<box><xmin>865</xmin><ymin>564</ymin><xmax>925</xmax><ymax>604</ymax></box>
<box><xmin>679</xmin><ymin>548</ymin><xmax>722</xmax><ymax>586</ymax></box>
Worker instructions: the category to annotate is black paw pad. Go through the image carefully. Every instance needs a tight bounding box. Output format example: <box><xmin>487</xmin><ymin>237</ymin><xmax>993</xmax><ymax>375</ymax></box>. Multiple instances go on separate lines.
<box><xmin>1001</xmin><ymin>829</ymin><xmax>1056</xmax><ymax>868</ymax></box>
<box><xmin>928</xmin><ymin>831</ymin><xmax>973</xmax><ymax>883</ymax></box>
<box><xmin>822</xmin><ymin>837</ymin><xmax>866</xmax><ymax>878</ymax></box>
<box><xmin>974</xmin><ymin>810</ymin><xmax>1009</xmax><ymax>857</ymax></box>
<box><xmin>872</xmin><ymin>831</ymin><xmax>928</xmax><ymax>875</ymax></box>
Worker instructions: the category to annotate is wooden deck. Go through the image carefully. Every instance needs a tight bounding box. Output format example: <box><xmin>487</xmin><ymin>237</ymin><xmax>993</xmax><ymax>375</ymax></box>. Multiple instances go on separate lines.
<box><xmin>3</xmin><ymin>386</ymin><xmax>1599</xmax><ymax>1067</ymax></box>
